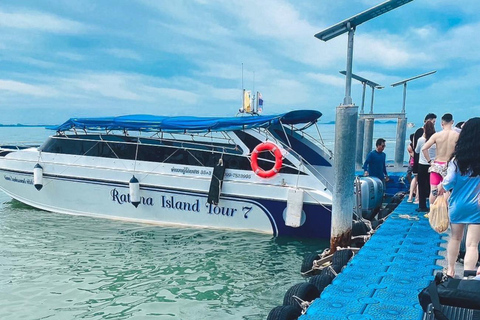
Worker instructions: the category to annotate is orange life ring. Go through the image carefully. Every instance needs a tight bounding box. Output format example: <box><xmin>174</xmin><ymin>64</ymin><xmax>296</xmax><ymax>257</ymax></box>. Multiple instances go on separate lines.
<box><xmin>251</xmin><ymin>142</ymin><xmax>283</xmax><ymax>178</ymax></box>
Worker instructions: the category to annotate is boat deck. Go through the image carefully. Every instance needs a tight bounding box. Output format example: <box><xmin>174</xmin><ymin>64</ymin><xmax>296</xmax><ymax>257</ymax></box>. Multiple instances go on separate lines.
<box><xmin>300</xmin><ymin>199</ymin><xmax>447</xmax><ymax>320</ymax></box>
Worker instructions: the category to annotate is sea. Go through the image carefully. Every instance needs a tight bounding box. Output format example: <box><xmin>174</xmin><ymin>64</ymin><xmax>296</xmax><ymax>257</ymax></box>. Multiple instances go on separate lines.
<box><xmin>0</xmin><ymin>123</ymin><xmax>415</xmax><ymax>320</ymax></box>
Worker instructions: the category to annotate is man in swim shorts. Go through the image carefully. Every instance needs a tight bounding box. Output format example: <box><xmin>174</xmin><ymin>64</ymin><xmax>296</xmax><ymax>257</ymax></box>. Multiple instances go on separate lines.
<box><xmin>422</xmin><ymin>113</ymin><xmax>459</xmax><ymax>205</ymax></box>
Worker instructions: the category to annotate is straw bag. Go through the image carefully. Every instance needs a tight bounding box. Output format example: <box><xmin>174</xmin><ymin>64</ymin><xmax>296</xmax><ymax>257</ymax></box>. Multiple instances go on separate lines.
<box><xmin>429</xmin><ymin>194</ymin><xmax>449</xmax><ymax>233</ymax></box>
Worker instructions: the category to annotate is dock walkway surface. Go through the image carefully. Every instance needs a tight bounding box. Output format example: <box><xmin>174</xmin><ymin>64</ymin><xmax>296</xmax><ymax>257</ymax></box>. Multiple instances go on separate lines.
<box><xmin>300</xmin><ymin>199</ymin><xmax>446</xmax><ymax>320</ymax></box>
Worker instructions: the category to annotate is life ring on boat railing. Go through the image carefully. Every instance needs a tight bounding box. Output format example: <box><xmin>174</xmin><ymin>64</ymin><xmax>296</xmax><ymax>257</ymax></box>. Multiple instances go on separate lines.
<box><xmin>250</xmin><ymin>142</ymin><xmax>283</xmax><ymax>178</ymax></box>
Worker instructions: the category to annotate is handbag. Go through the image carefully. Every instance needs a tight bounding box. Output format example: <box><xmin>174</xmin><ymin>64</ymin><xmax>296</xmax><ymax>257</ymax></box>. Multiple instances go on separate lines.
<box><xmin>429</xmin><ymin>194</ymin><xmax>449</xmax><ymax>233</ymax></box>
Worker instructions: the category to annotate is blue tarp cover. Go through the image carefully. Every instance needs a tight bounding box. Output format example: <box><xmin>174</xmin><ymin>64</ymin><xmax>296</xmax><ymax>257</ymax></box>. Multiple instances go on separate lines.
<box><xmin>51</xmin><ymin>110</ymin><xmax>322</xmax><ymax>133</ymax></box>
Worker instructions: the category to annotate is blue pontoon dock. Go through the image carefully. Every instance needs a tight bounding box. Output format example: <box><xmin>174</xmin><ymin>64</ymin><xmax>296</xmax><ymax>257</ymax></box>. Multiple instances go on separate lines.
<box><xmin>300</xmin><ymin>199</ymin><xmax>446</xmax><ymax>320</ymax></box>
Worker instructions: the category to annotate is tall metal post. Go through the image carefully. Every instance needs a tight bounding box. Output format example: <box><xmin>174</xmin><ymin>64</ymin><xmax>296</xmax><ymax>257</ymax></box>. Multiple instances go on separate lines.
<box><xmin>355</xmin><ymin>83</ymin><xmax>366</xmax><ymax>168</ymax></box>
<box><xmin>395</xmin><ymin>116</ymin><xmax>407</xmax><ymax>168</ymax></box>
<box><xmin>343</xmin><ymin>25</ymin><xmax>354</xmax><ymax>106</ymax></box>
<box><xmin>315</xmin><ymin>0</ymin><xmax>414</xmax><ymax>253</ymax></box>
<box><xmin>356</xmin><ymin>118</ymin><xmax>365</xmax><ymax>168</ymax></box>
<box><xmin>355</xmin><ymin>82</ymin><xmax>367</xmax><ymax>168</ymax></box>
<box><xmin>391</xmin><ymin>70</ymin><xmax>437</xmax><ymax>167</ymax></box>
<box><xmin>370</xmin><ymin>86</ymin><xmax>375</xmax><ymax>114</ymax></box>
<box><xmin>360</xmin><ymin>83</ymin><xmax>366</xmax><ymax>114</ymax></box>
<box><xmin>363</xmin><ymin>118</ymin><xmax>374</xmax><ymax>160</ymax></box>
<box><xmin>331</xmin><ymin>26</ymin><xmax>357</xmax><ymax>252</ymax></box>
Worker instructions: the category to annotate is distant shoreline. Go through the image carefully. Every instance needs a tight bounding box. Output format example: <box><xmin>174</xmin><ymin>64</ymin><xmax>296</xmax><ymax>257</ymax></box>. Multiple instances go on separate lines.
<box><xmin>1</xmin><ymin>121</ymin><xmax>400</xmax><ymax>127</ymax></box>
<box><xmin>323</xmin><ymin>120</ymin><xmax>402</xmax><ymax>125</ymax></box>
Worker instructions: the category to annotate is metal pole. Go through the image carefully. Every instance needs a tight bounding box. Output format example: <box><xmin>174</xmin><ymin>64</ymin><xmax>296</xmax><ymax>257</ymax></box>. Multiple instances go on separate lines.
<box><xmin>370</xmin><ymin>86</ymin><xmax>375</xmax><ymax>114</ymax></box>
<box><xmin>401</xmin><ymin>82</ymin><xmax>407</xmax><ymax>113</ymax></box>
<box><xmin>331</xmin><ymin>25</ymin><xmax>357</xmax><ymax>252</ymax></box>
<box><xmin>356</xmin><ymin>118</ymin><xmax>365</xmax><ymax>168</ymax></box>
<box><xmin>395</xmin><ymin>116</ymin><xmax>407</xmax><ymax>168</ymax></box>
<box><xmin>363</xmin><ymin>118</ymin><xmax>374</xmax><ymax>161</ymax></box>
<box><xmin>343</xmin><ymin>24</ymin><xmax>355</xmax><ymax>106</ymax></box>
<box><xmin>360</xmin><ymin>83</ymin><xmax>366</xmax><ymax>113</ymax></box>
<box><xmin>355</xmin><ymin>83</ymin><xmax>366</xmax><ymax>168</ymax></box>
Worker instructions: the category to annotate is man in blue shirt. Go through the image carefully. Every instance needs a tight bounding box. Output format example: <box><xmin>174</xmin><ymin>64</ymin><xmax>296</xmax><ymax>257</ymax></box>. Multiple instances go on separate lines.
<box><xmin>363</xmin><ymin>138</ymin><xmax>389</xmax><ymax>184</ymax></box>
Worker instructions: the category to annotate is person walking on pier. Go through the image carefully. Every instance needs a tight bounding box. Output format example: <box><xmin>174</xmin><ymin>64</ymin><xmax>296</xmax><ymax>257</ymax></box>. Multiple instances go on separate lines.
<box><xmin>438</xmin><ymin>117</ymin><xmax>480</xmax><ymax>278</ymax></box>
<box><xmin>415</xmin><ymin>121</ymin><xmax>436</xmax><ymax>212</ymax></box>
<box><xmin>412</xmin><ymin>113</ymin><xmax>437</xmax><ymax>202</ymax></box>
<box><xmin>422</xmin><ymin>113</ymin><xmax>459</xmax><ymax>206</ymax></box>
<box><xmin>407</xmin><ymin>134</ymin><xmax>418</xmax><ymax>202</ymax></box>
<box><xmin>363</xmin><ymin>138</ymin><xmax>389</xmax><ymax>189</ymax></box>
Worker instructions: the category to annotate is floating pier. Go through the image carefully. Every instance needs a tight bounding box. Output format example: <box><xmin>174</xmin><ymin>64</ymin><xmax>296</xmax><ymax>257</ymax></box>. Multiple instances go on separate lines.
<box><xmin>299</xmin><ymin>199</ymin><xmax>446</xmax><ymax>320</ymax></box>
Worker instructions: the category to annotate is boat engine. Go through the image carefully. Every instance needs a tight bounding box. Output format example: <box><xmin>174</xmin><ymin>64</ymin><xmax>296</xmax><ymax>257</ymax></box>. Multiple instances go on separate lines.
<box><xmin>358</xmin><ymin>176</ymin><xmax>383</xmax><ymax>220</ymax></box>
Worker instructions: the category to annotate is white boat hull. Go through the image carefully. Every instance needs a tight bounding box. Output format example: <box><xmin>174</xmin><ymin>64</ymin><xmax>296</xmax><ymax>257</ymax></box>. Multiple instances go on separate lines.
<box><xmin>0</xmin><ymin>150</ymin><xmax>332</xmax><ymax>238</ymax></box>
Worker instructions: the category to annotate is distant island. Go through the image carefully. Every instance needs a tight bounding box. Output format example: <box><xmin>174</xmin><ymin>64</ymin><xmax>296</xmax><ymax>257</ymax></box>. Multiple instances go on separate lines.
<box><xmin>322</xmin><ymin>120</ymin><xmax>398</xmax><ymax>125</ymax></box>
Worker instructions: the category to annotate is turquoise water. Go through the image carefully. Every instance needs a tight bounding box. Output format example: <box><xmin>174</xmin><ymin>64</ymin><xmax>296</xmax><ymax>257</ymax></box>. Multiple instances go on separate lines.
<box><xmin>0</xmin><ymin>124</ymin><xmax>408</xmax><ymax>319</ymax></box>
<box><xmin>0</xmin><ymin>198</ymin><xmax>327</xmax><ymax>319</ymax></box>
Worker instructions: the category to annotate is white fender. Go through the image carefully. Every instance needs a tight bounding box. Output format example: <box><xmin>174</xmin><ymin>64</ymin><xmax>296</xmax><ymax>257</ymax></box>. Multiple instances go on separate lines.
<box><xmin>33</xmin><ymin>164</ymin><xmax>43</xmax><ymax>191</ymax></box>
<box><xmin>285</xmin><ymin>188</ymin><xmax>304</xmax><ymax>227</ymax></box>
<box><xmin>129</xmin><ymin>176</ymin><xmax>140</xmax><ymax>208</ymax></box>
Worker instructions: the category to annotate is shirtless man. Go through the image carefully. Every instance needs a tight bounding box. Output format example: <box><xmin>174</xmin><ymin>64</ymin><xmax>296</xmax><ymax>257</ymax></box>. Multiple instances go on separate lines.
<box><xmin>422</xmin><ymin>113</ymin><xmax>459</xmax><ymax>205</ymax></box>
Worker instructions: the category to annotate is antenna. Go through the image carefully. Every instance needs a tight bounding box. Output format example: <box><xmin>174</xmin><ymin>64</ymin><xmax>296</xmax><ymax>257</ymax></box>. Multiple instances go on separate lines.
<box><xmin>253</xmin><ymin>72</ymin><xmax>256</xmax><ymax>113</ymax></box>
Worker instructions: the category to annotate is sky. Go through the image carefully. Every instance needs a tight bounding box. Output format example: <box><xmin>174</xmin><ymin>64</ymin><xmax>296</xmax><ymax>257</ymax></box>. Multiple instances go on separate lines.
<box><xmin>0</xmin><ymin>0</ymin><xmax>479</xmax><ymax>125</ymax></box>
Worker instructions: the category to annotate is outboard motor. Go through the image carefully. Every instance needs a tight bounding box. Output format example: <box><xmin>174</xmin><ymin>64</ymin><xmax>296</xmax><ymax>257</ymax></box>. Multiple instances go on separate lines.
<box><xmin>359</xmin><ymin>176</ymin><xmax>383</xmax><ymax>220</ymax></box>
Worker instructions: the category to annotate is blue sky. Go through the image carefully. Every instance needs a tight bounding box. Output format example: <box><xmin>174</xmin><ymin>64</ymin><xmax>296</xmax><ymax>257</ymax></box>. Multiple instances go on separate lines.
<box><xmin>0</xmin><ymin>0</ymin><xmax>479</xmax><ymax>125</ymax></box>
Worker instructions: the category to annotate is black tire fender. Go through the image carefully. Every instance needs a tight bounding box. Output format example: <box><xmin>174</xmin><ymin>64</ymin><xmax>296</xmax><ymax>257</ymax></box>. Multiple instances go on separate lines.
<box><xmin>266</xmin><ymin>305</ymin><xmax>301</xmax><ymax>320</ymax></box>
<box><xmin>283</xmin><ymin>282</ymin><xmax>320</xmax><ymax>311</ymax></box>
<box><xmin>331</xmin><ymin>249</ymin><xmax>354</xmax><ymax>273</ymax></box>
<box><xmin>300</xmin><ymin>253</ymin><xmax>320</xmax><ymax>274</ymax></box>
<box><xmin>308</xmin><ymin>268</ymin><xmax>335</xmax><ymax>293</ymax></box>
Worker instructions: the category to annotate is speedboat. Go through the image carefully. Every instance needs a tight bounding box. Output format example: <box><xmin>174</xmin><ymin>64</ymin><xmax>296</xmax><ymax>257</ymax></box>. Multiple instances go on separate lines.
<box><xmin>0</xmin><ymin>110</ymin><xmax>336</xmax><ymax>238</ymax></box>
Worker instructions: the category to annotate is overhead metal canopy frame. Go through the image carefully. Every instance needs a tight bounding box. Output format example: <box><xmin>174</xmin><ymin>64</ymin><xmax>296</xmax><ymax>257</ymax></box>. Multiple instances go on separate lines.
<box><xmin>314</xmin><ymin>0</ymin><xmax>414</xmax><ymax>41</ymax></box>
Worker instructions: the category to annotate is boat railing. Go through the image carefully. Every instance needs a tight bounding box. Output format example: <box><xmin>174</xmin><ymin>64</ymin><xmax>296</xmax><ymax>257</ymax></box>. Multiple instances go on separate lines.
<box><xmin>50</xmin><ymin>129</ymin><xmax>331</xmax><ymax>190</ymax></box>
<box><xmin>297</xmin><ymin>125</ymin><xmax>334</xmax><ymax>160</ymax></box>
<box><xmin>281</xmin><ymin>146</ymin><xmax>333</xmax><ymax>191</ymax></box>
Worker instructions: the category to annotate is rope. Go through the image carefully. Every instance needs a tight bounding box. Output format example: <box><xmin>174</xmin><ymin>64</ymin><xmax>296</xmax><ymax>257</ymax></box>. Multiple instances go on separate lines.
<box><xmin>397</xmin><ymin>214</ymin><xmax>420</xmax><ymax>221</ymax></box>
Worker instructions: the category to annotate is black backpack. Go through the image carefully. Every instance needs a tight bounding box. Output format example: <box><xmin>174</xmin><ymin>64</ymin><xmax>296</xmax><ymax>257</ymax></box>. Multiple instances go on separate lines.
<box><xmin>419</xmin><ymin>272</ymin><xmax>480</xmax><ymax>319</ymax></box>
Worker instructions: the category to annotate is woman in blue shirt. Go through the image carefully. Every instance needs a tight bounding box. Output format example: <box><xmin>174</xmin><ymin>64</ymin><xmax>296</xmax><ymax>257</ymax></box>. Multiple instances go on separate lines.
<box><xmin>439</xmin><ymin>117</ymin><xmax>480</xmax><ymax>278</ymax></box>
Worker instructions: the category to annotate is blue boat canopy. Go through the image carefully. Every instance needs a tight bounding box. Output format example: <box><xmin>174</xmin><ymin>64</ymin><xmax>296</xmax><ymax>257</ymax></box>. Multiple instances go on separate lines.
<box><xmin>51</xmin><ymin>110</ymin><xmax>322</xmax><ymax>133</ymax></box>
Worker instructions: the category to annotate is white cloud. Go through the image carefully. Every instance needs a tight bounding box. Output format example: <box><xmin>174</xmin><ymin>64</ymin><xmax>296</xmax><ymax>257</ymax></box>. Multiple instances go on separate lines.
<box><xmin>0</xmin><ymin>9</ymin><xmax>88</xmax><ymax>34</ymax></box>
<box><xmin>421</xmin><ymin>0</ymin><xmax>480</xmax><ymax>13</ymax></box>
<box><xmin>195</xmin><ymin>62</ymin><xmax>242</xmax><ymax>80</ymax></box>
<box><xmin>139</xmin><ymin>86</ymin><xmax>198</xmax><ymax>104</ymax></box>
<box><xmin>431</xmin><ymin>22</ymin><xmax>480</xmax><ymax>62</ymax></box>
<box><xmin>209</xmin><ymin>88</ymin><xmax>241</xmax><ymax>101</ymax></box>
<box><xmin>306</xmin><ymin>73</ymin><xmax>345</xmax><ymax>87</ymax></box>
<box><xmin>356</xmin><ymin>33</ymin><xmax>431</xmax><ymax>68</ymax></box>
<box><xmin>0</xmin><ymin>79</ymin><xmax>57</xmax><ymax>97</ymax></box>
<box><xmin>64</xmin><ymin>73</ymin><xmax>144</xmax><ymax>101</ymax></box>
<box><xmin>57</xmin><ymin>72</ymin><xmax>199</xmax><ymax>106</ymax></box>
